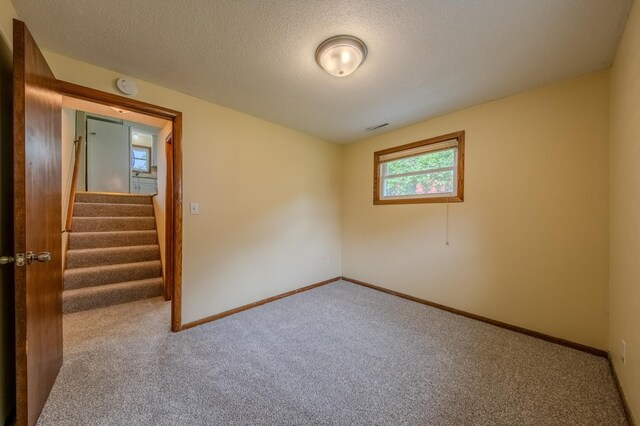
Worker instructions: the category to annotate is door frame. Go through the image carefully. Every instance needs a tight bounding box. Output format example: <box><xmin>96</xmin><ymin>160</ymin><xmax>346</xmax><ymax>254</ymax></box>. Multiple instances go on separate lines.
<box><xmin>163</xmin><ymin>134</ymin><xmax>174</xmax><ymax>301</ymax></box>
<box><xmin>57</xmin><ymin>80</ymin><xmax>183</xmax><ymax>332</ymax></box>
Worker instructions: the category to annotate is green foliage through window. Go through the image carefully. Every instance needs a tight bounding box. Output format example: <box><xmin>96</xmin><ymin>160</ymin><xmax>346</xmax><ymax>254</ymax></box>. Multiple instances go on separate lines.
<box><xmin>385</xmin><ymin>149</ymin><xmax>454</xmax><ymax>176</ymax></box>
<box><xmin>382</xmin><ymin>148</ymin><xmax>456</xmax><ymax>197</ymax></box>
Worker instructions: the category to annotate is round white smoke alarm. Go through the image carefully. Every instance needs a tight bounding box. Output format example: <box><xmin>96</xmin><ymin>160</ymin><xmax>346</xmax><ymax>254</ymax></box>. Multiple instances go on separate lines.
<box><xmin>116</xmin><ymin>78</ymin><xmax>138</xmax><ymax>96</ymax></box>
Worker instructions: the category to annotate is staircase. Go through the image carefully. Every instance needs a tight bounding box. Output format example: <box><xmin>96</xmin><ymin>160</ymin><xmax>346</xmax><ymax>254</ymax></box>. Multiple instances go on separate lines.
<box><xmin>63</xmin><ymin>192</ymin><xmax>163</xmax><ymax>314</ymax></box>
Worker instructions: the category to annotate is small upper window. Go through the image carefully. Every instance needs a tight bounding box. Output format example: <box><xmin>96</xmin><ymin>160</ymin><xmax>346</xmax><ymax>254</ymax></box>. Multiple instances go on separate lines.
<box><xmin>131</xmin><ymin>145</ymin><xmax>151</xmax><ymax>173</ymax></box>
<box><xmin>374</xmin><ymin>131</ymin><xmax>464</xmax><ymax>204</ymax></box>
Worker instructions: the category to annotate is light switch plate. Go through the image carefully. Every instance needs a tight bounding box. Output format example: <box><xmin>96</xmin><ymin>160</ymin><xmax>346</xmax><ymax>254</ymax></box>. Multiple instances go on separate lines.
<box><xmin>190</xmin><ymin>202</ymin><xmax>200</xmax><ymax>215</ymax></box>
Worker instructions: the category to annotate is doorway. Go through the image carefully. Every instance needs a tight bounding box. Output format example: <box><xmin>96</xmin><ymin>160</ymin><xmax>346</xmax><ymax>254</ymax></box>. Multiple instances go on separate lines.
<box><xmin>59</xmin><ymin>81</ymin><xmax>183</xmax><ymax>332</ymax></box>
<box><xmin>61</xmin><ymin>101</ymin><xmax>171</xmax><ymax>315</ymax></box>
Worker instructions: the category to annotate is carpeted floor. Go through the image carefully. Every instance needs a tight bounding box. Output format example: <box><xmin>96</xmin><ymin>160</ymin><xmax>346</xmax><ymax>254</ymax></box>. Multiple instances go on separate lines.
<box><xmin>37</xmin><ymin>280</ymin><xmax>628</xmax><ymax>425</ymax></box>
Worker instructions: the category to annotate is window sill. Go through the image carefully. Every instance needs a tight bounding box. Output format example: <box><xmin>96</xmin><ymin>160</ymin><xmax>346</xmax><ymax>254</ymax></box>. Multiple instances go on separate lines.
<box><xmin>374</xmin><ymin>195</ymin><xmax>463</xmax><ymax>205</ymax></box>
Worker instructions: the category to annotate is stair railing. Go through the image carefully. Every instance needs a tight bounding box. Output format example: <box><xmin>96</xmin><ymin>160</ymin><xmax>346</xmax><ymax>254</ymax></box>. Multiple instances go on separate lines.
<box><xmin>64</xmin><ymin>136</ymin><xmax>83</xmax><ymax>233</ymax></box>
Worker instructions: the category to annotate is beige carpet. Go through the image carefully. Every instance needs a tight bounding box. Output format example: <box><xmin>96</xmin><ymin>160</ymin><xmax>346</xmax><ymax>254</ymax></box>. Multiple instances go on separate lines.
<box><xmin>38</xmin><ymin>280</ymin><xmax>628</xmax><ymax>425</ymax></box>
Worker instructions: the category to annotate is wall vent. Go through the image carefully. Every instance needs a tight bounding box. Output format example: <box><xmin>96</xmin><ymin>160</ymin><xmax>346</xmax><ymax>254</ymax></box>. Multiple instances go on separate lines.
<box><xmin>365</xmin><ymin>123</ymin><xmax>389</xmax><ymax>131</ymax></box>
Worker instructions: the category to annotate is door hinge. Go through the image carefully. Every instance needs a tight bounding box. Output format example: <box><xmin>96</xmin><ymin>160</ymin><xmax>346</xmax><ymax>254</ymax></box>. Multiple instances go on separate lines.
<box><xmin>0</xmin><ymin>253</ymin><xmax>26</xmax><ymax>267</ymax></box>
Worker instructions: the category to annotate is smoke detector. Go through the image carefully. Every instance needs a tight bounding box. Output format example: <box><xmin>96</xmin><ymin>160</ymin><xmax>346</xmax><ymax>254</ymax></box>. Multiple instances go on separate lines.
<box><xmin>115</xmin><ymin>77</ymin><xmax>138</xmax><ymax>96</ymax></box>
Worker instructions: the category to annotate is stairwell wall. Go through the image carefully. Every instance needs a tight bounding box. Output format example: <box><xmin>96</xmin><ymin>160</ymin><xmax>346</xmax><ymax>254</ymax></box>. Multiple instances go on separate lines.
<box><xmin>61</xmin><ymin>107</ymin><xmax>75</xmax><ymax>259</ymax></box>
<box><xmin>153</xmin><ymin>121</ymin><xmax>172</xmax><ymax>282</ymax></box>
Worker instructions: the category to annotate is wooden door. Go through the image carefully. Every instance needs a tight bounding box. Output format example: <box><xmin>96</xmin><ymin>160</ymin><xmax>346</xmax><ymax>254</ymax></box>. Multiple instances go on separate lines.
<box><xmin>13</xmin><ymin>19</ymin><xmax>63</xmax><ymax>426</ymax></box>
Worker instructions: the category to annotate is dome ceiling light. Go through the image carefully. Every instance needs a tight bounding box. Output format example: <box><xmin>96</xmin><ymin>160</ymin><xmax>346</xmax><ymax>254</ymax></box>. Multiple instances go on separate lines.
<box><xmin>110</xmin><ymin>106</ymin><xmax>131</xmax><ymax>114</ymax></box>
<box><xmin>315</xmin><ymin>35</ymin><xmax>368</xmax><ymax>77</ymax></box>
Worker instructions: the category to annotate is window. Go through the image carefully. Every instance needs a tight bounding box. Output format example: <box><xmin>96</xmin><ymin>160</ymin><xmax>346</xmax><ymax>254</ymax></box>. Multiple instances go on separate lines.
<box><xmin>131</xmin><ymin>145</ymin><xmax>151</xmax><ymax>173</ymax></box>
<box><xmin>374</xmin><ymin>131</ymin><xmax>464</xmax><ymax>204</ymax></box>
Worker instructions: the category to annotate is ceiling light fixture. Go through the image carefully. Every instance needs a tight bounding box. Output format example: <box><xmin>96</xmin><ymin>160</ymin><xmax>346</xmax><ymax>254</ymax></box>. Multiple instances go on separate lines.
<box><xmin>110</xmin><ymin>106</ymin><xmax>131</xmax><ymax>114</ymax></box>
<box><xmin>315</xmin><ymin>35</ymin><xmax>367</xmax><ymax>77</ymax></box>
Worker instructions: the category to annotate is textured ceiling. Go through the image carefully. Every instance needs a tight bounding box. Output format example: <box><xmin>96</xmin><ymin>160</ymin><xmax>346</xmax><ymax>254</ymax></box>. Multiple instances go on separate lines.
<box><xmin>12</xmin><ymin>0</ymin><xmax>632</xmax><ymax>143</ymax></box>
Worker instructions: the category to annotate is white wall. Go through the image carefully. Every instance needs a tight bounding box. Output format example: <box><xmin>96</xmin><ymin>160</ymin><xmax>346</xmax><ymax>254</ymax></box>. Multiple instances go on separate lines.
<box><xmin>342</xmin><ymin>71</ymin><xmax>611</xmax><ymax>350</ymax></box>
<box><xmin>610</xmin><ymin>0</ymin><xmax>640</xmax><ymax>421</ymax></box>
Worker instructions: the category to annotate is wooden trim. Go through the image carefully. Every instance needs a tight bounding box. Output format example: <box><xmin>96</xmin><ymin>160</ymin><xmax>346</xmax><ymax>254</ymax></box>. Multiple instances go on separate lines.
<box><xmin>64</xmin><ymin>137</ymin><xmax>82</xmax><ymax>232</ymax></box>
<box><xmin>374</xmin><ymin>131</ymin><xmax>465</xmax><ymax>157</ymax></box>
<box><xmin>181</xmin><ymin>277</ymin><xmax>341</xmax><ymax>330</ymax></box>
<box><xmin>58</xmin><ymin>80</ymin><xmax>184</xmax><ymax>332</ymax></box>
<box><xmin>13</xmin><ymin>19</ymin><xmax>28</xmax><ymax>426</ymax></box>
<box><xmin>374</xmin><ymin>195</ymin><xmax>463</xmax><ymax>205</ymax></box>
<box><xmin>608</xmin><ymin>355</ymin><xmax>636</xmax><ymax>425</ymax></box>
<box><xmin>171</xmin><ymin>114</ymin><xmax>183</xmax><ymax>332</ymax></box>
<box><xmin>58</xmin><ymin>80</ymin><xmax>179</xmax><ymax>120</ymax></box>
<box><xmin>457</xmin><ymin>132</ymin><xmax>465</xmax><ymax>201</ymax></box>
<box><xmin>341</xmin><ymin>276</ymin><xmax>608</xmax><ymax>358</ymax></box>
<box><xmin>163</xmin><ymin>135</ymin><xmax>174</xmax><ymax>302</ymax></box>
<box><xmin>373</xmin><ymin>131</ymin><xmax>465</xmax><ymax>205</ymax></box>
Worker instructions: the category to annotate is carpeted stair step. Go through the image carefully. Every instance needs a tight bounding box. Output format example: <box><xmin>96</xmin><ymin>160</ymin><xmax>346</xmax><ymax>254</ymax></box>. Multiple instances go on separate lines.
<box><xmin>68</xmin><ymin>230</ymin><xmax>157</xmax><ymax>250</ymax></box>
<box><xmin>72</xmin><ymin>216</ymin><xmax>156</xmax><ymax>232</ymax></box>
<box><xmin>66</xmin><ymin>245</ymin><xmax>161</xmax><ymax>269</ymax></box>
<box><xmin>74</xmin><ymin>202</ymin><xmax>154</xmax><ymax>218</ymax></box>
<box><xmin>62</xmin><ymin>277</ymin><xmax>163</xmax><ymax>314</ymax></box>
<box><xmin>74</xmin><ymin>192</ymin><xmax>152</xmax><ymax>205</ymax></box>
<box><xmin>63</xmin><ymin>191</ymin><xmax>161</xmax><ymax>313</ymax></box>
<box><xmin>64</xmin><ymin>260</ymin><xmax>162</xmax><ymax>290</ymax></box>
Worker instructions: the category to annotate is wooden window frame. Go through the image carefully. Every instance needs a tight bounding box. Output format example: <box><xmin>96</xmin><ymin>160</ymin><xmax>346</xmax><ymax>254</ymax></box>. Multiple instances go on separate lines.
<box><xmin>373</xmin><ymin>131</ymin><xmax>465</xmax><ymax>205</ymax></box>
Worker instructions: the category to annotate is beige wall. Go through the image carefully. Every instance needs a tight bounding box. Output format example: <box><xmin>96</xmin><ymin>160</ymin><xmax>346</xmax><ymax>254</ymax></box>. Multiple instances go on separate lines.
<box><xmin>0</xmin><ymin>0</ymin><xmax>14</xmax><ymax>48</ymax></box>
<box><xmin>610</xmin><ymin>0</ymin><xmax>640</xmax><ymax>421</ymax></box>
<box><xmin>38</xmin><ymin>52</ymin><xmax>343</xmax><ymax>325</ymax></box>
<box><xmin>342</xmin><ymin>71</ymin><xmax>611</xmax><ymax>350</ymax></box>
<box><xmin>2</xmin><ymin>7</ymin><xmax>634</xmax><ymax>416</ymax></box>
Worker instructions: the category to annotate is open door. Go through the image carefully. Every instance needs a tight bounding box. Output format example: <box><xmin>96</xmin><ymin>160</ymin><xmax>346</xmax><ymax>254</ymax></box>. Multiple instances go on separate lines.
<box><xmin>12</xmin><ymin>19</ymin><xmax>63</xmax><ymax>426</ymax></box>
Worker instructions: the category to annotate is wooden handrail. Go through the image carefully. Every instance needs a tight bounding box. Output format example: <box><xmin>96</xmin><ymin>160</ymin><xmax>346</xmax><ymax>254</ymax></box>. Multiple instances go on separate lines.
<box><xmin>64</xmin><ymin>136</ymin><xmax>82</xmax><ymax>232</ymax></box>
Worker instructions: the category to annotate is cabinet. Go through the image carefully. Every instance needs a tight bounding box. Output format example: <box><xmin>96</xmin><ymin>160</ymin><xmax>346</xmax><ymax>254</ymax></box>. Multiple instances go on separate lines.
<box><xmin>130</xmin><ymin>176</ymin><xmax>157</xmax><ymax>195</ymax></box>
